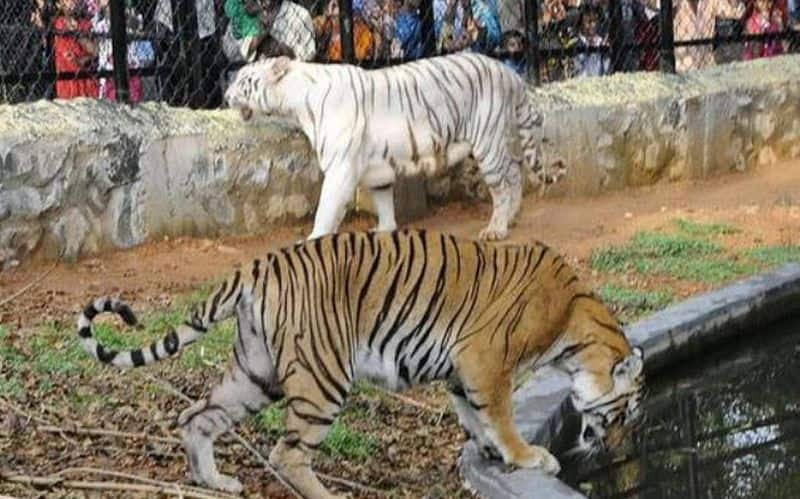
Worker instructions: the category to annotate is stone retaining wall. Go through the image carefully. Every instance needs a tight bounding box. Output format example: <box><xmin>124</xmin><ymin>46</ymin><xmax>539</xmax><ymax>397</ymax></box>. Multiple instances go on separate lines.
<box><xmin>1</xmin><ymin>55</ymin><xmax>799</xmax><ymax>266</ymax></box>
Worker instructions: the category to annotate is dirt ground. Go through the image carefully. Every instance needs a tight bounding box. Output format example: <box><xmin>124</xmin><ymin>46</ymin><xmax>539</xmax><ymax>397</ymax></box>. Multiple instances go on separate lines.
<box><xmin>1</xmin><ymin>160</ymin><xmax>799</xmax><ymax>498</ymax></box>
<box><xmin>2</xmin><ymin>160</ymin><xmax>799</xmax><ymax>329</ymax></box>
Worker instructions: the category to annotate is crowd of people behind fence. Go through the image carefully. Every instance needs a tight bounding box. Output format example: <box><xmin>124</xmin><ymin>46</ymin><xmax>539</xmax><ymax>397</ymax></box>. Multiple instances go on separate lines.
<box><xmin>8</xmin><ymin>0</ymin><xmax>800</xmax><ymax>105</ymax></box>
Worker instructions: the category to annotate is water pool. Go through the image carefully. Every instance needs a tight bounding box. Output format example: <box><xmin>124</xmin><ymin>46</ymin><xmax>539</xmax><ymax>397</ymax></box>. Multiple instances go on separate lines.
<box><xmin>562</xmin><ymin>316</ymin><xmax>800</xmax><ymax>499</ymax></box>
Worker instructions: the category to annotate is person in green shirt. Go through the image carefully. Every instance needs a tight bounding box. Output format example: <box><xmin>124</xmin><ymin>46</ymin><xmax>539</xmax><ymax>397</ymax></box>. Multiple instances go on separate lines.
<box><xmin>224</xmin><ymin>0</ymin><xmax>294</xmax><ymax>61</ymax></box>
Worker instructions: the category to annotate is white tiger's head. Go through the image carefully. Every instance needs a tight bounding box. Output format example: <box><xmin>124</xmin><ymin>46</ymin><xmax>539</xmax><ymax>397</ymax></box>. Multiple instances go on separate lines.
<box><xmin>225</xmin><ymin>56</ymin><xmax>293</xmax><ymax>122</ymax></box>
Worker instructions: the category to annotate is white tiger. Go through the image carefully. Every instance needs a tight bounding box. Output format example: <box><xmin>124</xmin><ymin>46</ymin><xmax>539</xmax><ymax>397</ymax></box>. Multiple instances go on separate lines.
<box><xmin>224</xmin><ymin>52</ymin><xmax>566</xmax><ymax>241</ymax></box>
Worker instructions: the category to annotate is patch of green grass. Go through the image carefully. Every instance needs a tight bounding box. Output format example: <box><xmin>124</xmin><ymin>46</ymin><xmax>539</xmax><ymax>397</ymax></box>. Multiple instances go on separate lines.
<box><xmin>0</xmin><ymin>328</ymin><xmax>25</xmax><ymax>370</ymax></box>
<box><xmin>598</xmin><ymin>284</ymin><xmax>674</xmax><ymax>313</ymax></box>
<box><xmin>322</xmin><ymin>420</ymin><xmax>377</xmax><ymax>461</ymax></box>
<box><xmin>69</xmin><ymin>388</ymin><xmax>111</xmax><ymax>411</ymax></box>
<box><xmin>673</xmin><ymin>218</ymin><xmax>740</xmax><ymax>237</ymax></box>
<box><xmin>0</xmin><ymin>376</ymin><xmax>25</xmax><ymax>400</ymax></box>
<box><xmin>180</xmin><ymin>319</ymin><xmax>236</xmax><ymax>370</ymax></box>
<box><xmin>745</xmin><ymin>246</ymin><xmax>800</xmax><ymax>267</ymax></box>
<box><xmin>30</xmin><ymin>325</ymin><xmax>83</xmax><ymax>376</ymax></box>
<box><xmin>648</xmin><ymin>257</ymin><xmax>755</xmax><ymax>283</ymax></box>
<box><xmin>256</xmin><ymin>404</ymin><xmax>375</xmax><ymax>461</ymax></box>
<box><xmin>351</xmin><ymin>380</ymin><xmax>381</xmax><ymax>398</ymax></box>
<box><xmin>259</xmin><ymin>405</ymin><xmax>287</xmax><ymax>435</ymax></box>
<box><xmin>590</xmin><ymin>231</ymin><xmax>720</xmax><ymax>274</ymax></box>
<box><xmin>589</xmin><ymin>223</ymin><xmax>757</xmax><ymax>284</ymax></box>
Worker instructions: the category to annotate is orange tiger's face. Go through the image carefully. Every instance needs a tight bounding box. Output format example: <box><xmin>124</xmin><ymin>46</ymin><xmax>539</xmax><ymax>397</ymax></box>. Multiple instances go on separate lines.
<box><xmin>572</xmin><ymin>347</ymin><xmax>645</xmax><ymax>455</ymax></box>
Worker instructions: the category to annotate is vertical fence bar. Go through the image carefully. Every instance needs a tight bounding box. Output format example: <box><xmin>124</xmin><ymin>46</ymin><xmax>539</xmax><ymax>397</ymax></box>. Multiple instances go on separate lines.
<box><xmin>609</xmin><ymin>0</ymin><xmax>623</xmax><ymax>72</ymax></box>
<box><xmin>183</xmin><ymin>0</ymin><xmax>202</xmax><ymax>107</ymax></box>
<box><xmin>109</xmin><ymin>0</ymin><xmax>130</xmax><ymax>104</ymax></box>
<box><xmin>420</xmin><ymin>0</ymin><xmax>436</xmax><ymax>57</ymax></box>
<box><xmin>339</xmin><ymin>0</ymin><xmax>356</xmax><ymax>63</ymax></box>
<box><xmin>660</xmin><ymin>0</ymin><xmax>676</xmax><ymax>72</ymax></box>
<box><xmin>523</xmin><ymin>0</ymin><xmax>541</xmax><ymax>85</ymax></box>
<box><xmin>174</xmin><ymin>0</ymin><xmax>191</xmax><ymax>104</ymax></box>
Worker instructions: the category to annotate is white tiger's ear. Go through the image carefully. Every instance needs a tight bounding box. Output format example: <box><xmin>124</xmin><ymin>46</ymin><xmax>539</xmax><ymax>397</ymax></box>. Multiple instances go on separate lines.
<box><xmin>266</xmin><ymin>56</ymin><xmax>292</xmax><ymax>84</ymax></box>
<box><xmin>613</xmin><ymin>349</ymin><xmax>644</xmax><ymax>380</ymax></box>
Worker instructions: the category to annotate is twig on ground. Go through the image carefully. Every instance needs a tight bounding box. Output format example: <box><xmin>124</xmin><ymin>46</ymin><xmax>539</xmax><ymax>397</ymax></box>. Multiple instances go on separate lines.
<box><xmin>37</xmin><ymin>424</ymin><xmax>182</xmax><ymax>445</ymax></box>
<box><xmin>143</xmin><ymin>373</ymin><xmax>387</xmax><ymax>497</ymax></box>
<box><xmin>0</xmin><ymin>397</ymin><xmax>79</xmax><ymax>446</ymax></box>
<box><xmin>0</xmin><ymin>471</ymin><xmax>225</xmax><ymax>499</ymax></box>
<box><xmin>379</xmin><ymin>389</ymin><xmax>443</xmax><ymax>414</ymax></box>
<box><xmin>53</xmin><ymin>467</ymin><xmax>238</xmax><ymax>499</ymax></box>
<box><xmin>0</xmin><ymin>262</ymin><xmax>57</xmax><ymax>308</ymax></box>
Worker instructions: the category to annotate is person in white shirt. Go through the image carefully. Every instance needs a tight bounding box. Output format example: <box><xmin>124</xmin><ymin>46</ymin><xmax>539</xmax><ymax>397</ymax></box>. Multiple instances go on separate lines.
<box><xmin>573</xmin><ymin>5</ymin><xmax>610</xmax><ymax>78</ymax></box>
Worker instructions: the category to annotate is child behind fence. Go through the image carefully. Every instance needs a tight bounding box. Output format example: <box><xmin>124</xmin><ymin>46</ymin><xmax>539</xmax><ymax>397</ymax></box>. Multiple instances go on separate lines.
<box><xmin>744</xmin><ymin>0</ymin><xmax>786</xmax><ymax>59</ymax></box>
<box><xmin>573</xmin><ymin>4</ymin><xmax>610</xmax><ymax>77</ymax></box>
<box><xmin>53</xmin><ymin>0</ymin><xmax>98</xmax><ymax>99</ymax></box>
<box><xmin>500</xmin><ymin>29</ymin><xmax>526</xmax><ymax>75</ymax></box>
<box><xmin>395</xmin><ymin>0</ymin><xmax>424</xmax><ymax>59</ymax></box>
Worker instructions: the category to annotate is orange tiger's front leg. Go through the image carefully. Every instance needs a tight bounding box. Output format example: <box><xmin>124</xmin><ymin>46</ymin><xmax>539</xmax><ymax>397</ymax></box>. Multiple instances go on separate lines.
<box><xmin>455</xmin><ymin>352</ymin><xmax>561</xmax><ymax>474</ymax></box>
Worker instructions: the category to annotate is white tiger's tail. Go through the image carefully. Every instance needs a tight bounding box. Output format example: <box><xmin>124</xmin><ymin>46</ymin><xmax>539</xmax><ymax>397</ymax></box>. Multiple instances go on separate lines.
<box><xmin>77</xmin><ymin>271</ymin><xmax>244</xmax><ymax>368</ymax></box>
<box><xmin>515</xmin><ymin>91</ymin><xmax>566</xmax><ymax>187</ymax></box>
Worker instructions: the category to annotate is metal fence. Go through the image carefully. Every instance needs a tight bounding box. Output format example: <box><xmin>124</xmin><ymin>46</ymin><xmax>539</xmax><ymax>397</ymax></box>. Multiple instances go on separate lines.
<box><xmin>1</xmin><ymin>0</ymin><xmax>798</xmax><ymax>107</ymax></box>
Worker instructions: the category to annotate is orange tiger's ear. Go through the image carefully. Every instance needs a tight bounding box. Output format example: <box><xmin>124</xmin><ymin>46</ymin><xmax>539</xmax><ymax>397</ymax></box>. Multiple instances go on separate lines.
<box><xmin>266</xmin><ymin>56</ymin><xmax>292</xmax><ymax>84</ymax></box>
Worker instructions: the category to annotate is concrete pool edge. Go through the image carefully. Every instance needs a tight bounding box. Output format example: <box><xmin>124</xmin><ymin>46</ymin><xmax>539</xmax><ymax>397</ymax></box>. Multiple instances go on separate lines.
<box><xmin>458</xmin><ymin>262</ymin><xmax>800</xmax><ymax>498</ymax></box>
<box><xmin>626</xmin><ymin>262</ymin><xmax>800</xmax><ymax>376</ymax></box>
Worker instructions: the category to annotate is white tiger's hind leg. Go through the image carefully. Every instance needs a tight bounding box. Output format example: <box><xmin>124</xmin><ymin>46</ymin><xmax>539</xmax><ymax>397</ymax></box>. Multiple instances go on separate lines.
<box><xmin>507</xmin><ymin>161</ymin><xmax>524</xmax><ymax>225</ymax></box>
<box><xmin>474</xmin><ymin>137</ymin><xmax>519</xmax><ymax>241</ymax></box>
<box><xmin>369</xmin><ymin>184</ymin><xmax>397</xmax><ymax>232</ymax></box>
<box><xmin>308</xmin><ymin>163</ymin><xmax>359</xmax><ymax>240</ymax></box>
<box><xmin>361</xmin><ymin>163</ymin><xmax>398</xmax><ymax>232</ymax></box>
<box><xmin>479</xmin><ymin>179</ymin><xmax>515</xmax><ymax>241</ymax></box>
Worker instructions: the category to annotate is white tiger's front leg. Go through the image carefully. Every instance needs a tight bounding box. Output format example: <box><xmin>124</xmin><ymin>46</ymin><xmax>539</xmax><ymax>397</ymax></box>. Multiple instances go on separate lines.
<box><xmin>308</xmin><ymin>163</ymin><xmax>359</xmax><ymax>240</ymax></box>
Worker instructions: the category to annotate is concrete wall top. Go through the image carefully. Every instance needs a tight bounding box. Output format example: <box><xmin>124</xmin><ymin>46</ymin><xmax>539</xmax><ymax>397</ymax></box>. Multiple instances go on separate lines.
<box><xmin>529</xmin><ymin>54</ymin><xmax>800</xmax><ymax>111</ymax></box>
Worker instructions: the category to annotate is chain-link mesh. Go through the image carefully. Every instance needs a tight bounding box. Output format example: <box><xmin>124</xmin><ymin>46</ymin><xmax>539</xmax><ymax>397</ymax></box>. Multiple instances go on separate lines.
<box><xmin>1</xmin><ymin>0</ymin><xmax>799</xmax><ymax>106</ymax></box>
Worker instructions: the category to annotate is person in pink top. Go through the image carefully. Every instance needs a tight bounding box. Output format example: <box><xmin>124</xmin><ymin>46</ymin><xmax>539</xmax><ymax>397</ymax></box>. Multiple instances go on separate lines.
<box><xmin>743</xmin><ymin>0</ymin><xmax>786</xmax><ymax>59</ymax></box>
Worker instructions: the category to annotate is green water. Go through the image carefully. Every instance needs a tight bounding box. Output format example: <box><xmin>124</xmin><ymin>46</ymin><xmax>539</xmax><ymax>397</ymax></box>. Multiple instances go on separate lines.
<box><xmin>563</xmin><ymin>316</ymin><xmax>800</xmax><ymax>499</ymax></box>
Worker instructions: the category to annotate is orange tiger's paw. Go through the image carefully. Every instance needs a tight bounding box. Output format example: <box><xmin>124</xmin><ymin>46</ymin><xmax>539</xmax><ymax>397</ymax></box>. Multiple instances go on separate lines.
<box><xmin>511</xmin><ymin>445</ymin><xmax>561</xmax><ymax>475</ymax></box>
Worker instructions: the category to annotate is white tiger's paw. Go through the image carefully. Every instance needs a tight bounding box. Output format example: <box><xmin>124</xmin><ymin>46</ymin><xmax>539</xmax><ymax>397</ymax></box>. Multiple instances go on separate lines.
<box><xmin>479</xmin><ymin>225</ymin><xmax>508</xmax><ymax>242</ymax></box>
<box><xmin>511</xmin><ymin>446</ymin><xmax>561</xmax><ymax>475</ymax></box>
<box><xmin>210</xmin><ymin>474</ymin><xmax>244</xmax><ymax>494</ymax></box>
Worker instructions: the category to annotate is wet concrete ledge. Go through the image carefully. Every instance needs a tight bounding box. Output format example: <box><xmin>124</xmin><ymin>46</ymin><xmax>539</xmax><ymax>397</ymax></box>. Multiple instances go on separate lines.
<box><xmin>459</xmin><ymin>262</ymin><xmax>800</xmax><ymax>498</ymax></box>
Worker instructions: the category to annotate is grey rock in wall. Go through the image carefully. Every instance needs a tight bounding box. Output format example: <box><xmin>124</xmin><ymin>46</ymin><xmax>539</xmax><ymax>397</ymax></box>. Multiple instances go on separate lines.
<box><xmin>0</xmin><ymin>100</ymin><xmax>320</xmax><ymax>268</ymax></box>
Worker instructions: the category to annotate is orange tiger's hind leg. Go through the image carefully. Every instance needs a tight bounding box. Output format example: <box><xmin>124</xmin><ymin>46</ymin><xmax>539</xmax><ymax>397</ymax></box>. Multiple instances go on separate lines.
<box><xmin>178</xmin><ymin>364</ymin><xmax>278</xmax><ymax>493</ymax></box>
<box><xmin>269</xmin><ymin>376</ymin><xmax>349</xmax><ymax>499</ymax></box>
<box><xmin>456</xmin><ymin>363</ymin><xmax>561</xmax><ymax>474</ymax></box>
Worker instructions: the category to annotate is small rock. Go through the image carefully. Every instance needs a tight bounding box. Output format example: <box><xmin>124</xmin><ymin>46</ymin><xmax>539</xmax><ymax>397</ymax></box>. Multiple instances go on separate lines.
<box><xmin>745</xmin><ymin>205</ymin><xmax>760</xmax><ymax>215</ymax></box>
<box><xmin>624</xmin><ymin>212</ymin><xmax>634</xmax><ymax>219</ymax></box>
<box><xmin>424</xmin><ymin>485</ymin><xmax>446</xmax><ymax>499</ymax></box>
<box><xmin>217</xmin><ymin>244</ymin><xmax>243</xmax><ymax>255</ymax></box>
<box><xmin>84</xmin><ymin>258</ymin><xmax>102</xmax><ymax>269</ymax></box>
<box><xmin>198</xmin><ymin>239</ymin><xmax>214</xmax><ymax>252</ymax></box>
<box><xmin>660</xmin><ymin>206</ymin><xmax>667</xmax><ymax>212</ymax></box>
<box><xmin>1</xmin><ymin>412</ymin><xmax>23</xmax><ymax>436</ymax></box>
<box><xmin>775</xmin><ymin>192</ymin><xmax>794</xmax><ymax>207</ymax></box>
